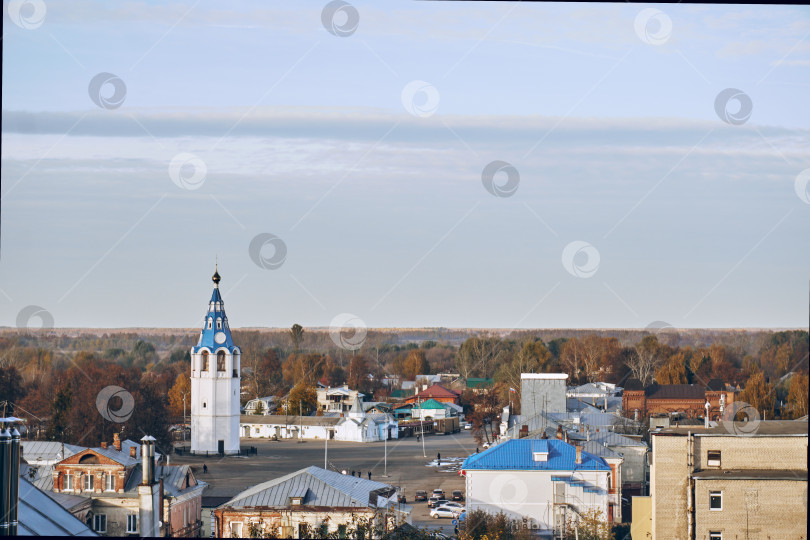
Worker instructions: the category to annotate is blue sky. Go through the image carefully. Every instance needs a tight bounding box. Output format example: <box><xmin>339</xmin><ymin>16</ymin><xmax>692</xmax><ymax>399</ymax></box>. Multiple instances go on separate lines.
<box><xmin>2</xmin><ymin>0</ymin><xmax>809</xmax><ymax>329</ymax></box>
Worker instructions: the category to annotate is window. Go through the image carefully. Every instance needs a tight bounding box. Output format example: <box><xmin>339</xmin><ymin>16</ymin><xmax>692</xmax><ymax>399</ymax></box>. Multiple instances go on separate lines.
<box><xmin>709</xmin><ymin>532</ymin><xmax>722</xmax><ymax>540</ymax></box>
<box><xmin>338</xmin><ymin>524</ymin><xmax>348</xmax><ymax>539</ymax></box>
<box><xmin>104</xmin><ymin>473</ymin><xmax>115</xmax><ymax>492</ymax></box>
<box><xmin>207</xmin><ymin>318</ymin><xmax>212</xmax><ymax>329</ymax></box>
<box><xmin>126</xmin><ymin>514</ymin><xmax>138</xmax><ymax>533</ymax></box>
<box><xmin>707</xmin><ymin>450</ymin><xmax>721</xmax><ymax>467</ymax></box>
<box><xmin>202</xmin><ymin>351</ymin><xmax>209</xmax><ymax>372</ymax></box>
<box><xmin>320</xmin><ymin>524</ymin><xmax>329</xmax><ymax>537</ymax></box>
<box><xmin>217</xmin><ymin>351</ymin><xmax>226</xmax><ymax>371</ymax></box>
<box><xmin>83</xmin><ymin>473</ymin><xmax>94</xmax><ymax>491</ymax></box>
<box><xmin>93</xmin><ymin>514</ymin><xmax>107</xmax><ymax>533</ymax></box>
<box><xmin>64</xmin><ymin>472</ymin><xmax>73</xmax><ymax>491</ymax></box>
<box><xmin>298</xmin><ymin>523</ymin><xmax>309</xmax><ymax>538</ymax></box>
<box><xmin>216</xmin><ymin>319</ymin><xmax>222</xmax><ymax>329</ymax></box>
<box><xmin>710</xmin><ymin>491</ymin><xmax>722</xmax><ymax>510</ymax></box>
<box><xmin>231</xmin><ymin>522</ymin><xmax>242</xmax><ymax>537</ymax></box>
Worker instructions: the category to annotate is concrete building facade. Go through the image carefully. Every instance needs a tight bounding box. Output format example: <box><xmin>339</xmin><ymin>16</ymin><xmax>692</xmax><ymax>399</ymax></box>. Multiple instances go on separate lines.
<box><xmin>521</xmin><ymin>373</ymin><xmax>568</xmax><ymax>418</ymax></box>
<box><xmin>649</xmin><ymin>420</ymin><xmax>807</xmax><ymax>540</ymax></box>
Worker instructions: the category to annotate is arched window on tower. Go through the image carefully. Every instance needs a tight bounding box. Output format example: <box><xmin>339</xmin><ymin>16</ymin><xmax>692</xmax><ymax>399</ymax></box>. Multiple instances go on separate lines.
<box><xmin>207</xmin><ymin>318</ymin><xmax>212</xmax><ymax>330</ymax></box>
<box><xmin>201</xmin><ymin>351</ymin><xmax>209</xmax><ymax>372</ymax></box>
<box><xmin>216</xmin><ymin>318</ymin><xmax>222</xmax><ymax>330</ymax></box>
<box><xmin>217</xmin><ymin>351</ymin><xmax>226</xmax><ymax>372</ymax></box>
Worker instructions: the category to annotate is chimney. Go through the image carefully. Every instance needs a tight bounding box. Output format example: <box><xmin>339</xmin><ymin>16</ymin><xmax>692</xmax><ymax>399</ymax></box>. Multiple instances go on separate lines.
<box><xmin>130</xmin><ymin>447</ymin><xmax>137</xmax><ymax>459</ymax></box>
<box><xmin>0</xmin><ymin>420</ymin><xmax>22</xmax><ymax>536</ymax></box>
<box><xmin>113</xmin><ymin>433</ymin><xmax>121</xmax><ymax>451</ymax></box>
<box><xmin>140</xmin><ymin>436</ymin><xmax>156</xmax><ymax>485</ymax></box>
<box><xmin>575</xmin><ymin>445</ymin><xmax>582</xmax><ymax>465</ymax></box>
<box><xmin>101</xmin><ymin>442</ymin><xmax>108</xmax><ymax>450</ymax></box>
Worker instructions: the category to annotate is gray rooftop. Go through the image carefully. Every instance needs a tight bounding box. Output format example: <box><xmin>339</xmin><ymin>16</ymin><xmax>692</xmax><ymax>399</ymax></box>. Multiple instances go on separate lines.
<box><xmin>655</xmin><ymin>419</ymin><xmax>809</xmax><ymax>437</ymax></box>
<box><xmin>17</xmin><ymin>477</ymin><xmax>97</xmax><ymax>536</ymax></box>
<box><xmin>241</xmin><ymin>415</ymin><xmax>341</xmax><ymax>426</ymax></box>
<box><xmin>221</xmin><ymin>466</ymin><xmax>400</xmax><ymax>510</ymax></box>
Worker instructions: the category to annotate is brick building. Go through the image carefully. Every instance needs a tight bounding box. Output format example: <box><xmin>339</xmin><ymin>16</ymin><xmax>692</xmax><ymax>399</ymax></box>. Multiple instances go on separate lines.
<box><xmin>622</xmin><ymin>379</ymin><xmax>735</xmax><ymax>420</ymax></box>
<box><xmin>645</xmin><ymin>419</ymin><xmax>808</xmax><ymax>540</ymax></box>
<box><xmin>214</xmin><ymin>466</ymin><xmax>411</xmax><ymax>538</ymax></box>
<box><xmin>48</xmin><ymin>434</ymin><xmax>206</xmax><ymax>536</ymax></box>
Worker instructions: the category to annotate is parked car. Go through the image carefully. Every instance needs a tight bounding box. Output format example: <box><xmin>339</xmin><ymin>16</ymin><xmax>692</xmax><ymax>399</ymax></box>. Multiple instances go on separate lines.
<box><xmin>427</xmin><ymin>497</ymin><xmax>449</xmax><ymax>508</ymax></box>
<box><xmin>451</xmin><ymin>490</ymin><xmax>464</xmax><ymax>501</ymax></box>
<box><xmin>463</xmin><ymin>422</ymin><xmax>471</xmax><ymax>430</ymax></box>
<box><xmin>439</xmin><ymin>501</ymin><xmax>463</xmax><ymax>510</ymax></box>
<box><xmin>430</xmin><ymin>506</ymin><xmax>462</xmax><ymax>519</ymax></box>
<box><xmin>415</xmin><ymin>490</ymin><xmax>428</xmax><ymax>502</ymax></box>
<box><xmin>432</xmin><ymin>488</ymin><xmax>445</xmax><ymax>498</ymax></box>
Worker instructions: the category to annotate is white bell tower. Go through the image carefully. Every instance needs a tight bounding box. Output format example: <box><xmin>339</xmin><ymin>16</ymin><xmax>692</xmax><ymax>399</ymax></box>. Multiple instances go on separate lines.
<box><xmin>190</xmin><ymin>266</ymin><xmax>241</xmax><ymax>455</ymax></box>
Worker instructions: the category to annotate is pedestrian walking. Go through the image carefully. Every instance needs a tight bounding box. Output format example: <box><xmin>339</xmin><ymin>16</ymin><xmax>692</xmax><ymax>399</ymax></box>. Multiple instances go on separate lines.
<box><xmin>367</xmin><ymin>471</ymin><xmax>371</xmax><ymax>480</ymax></box>
<box><xmin>351</xmin><ymin>470</ymin><xmax>355</xmax><ymax>477</ymax></box>
<box><xmin>476</xmin><ymin>447</ymin><xmax>479</xmax><ymax>453</ymax></box>
<box><xmin>203</xmin><ymin>464</ymin><xmax>208</xmax><ymax>474</ymax></box>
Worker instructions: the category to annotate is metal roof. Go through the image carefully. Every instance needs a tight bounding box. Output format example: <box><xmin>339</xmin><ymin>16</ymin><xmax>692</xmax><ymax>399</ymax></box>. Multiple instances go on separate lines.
<box><xmin>221</xmin><ymin>466</ymin><xmax>395</xmax><ymax>509</ymax></box>
<box><xmin>241</xmin><ymin>415</ymin><xmax>341</xmax><ymax>426</ymax></box>
<box><xmin>17</xmin><ymin>477</ymin><xmax>97</xmax><ymax>536</ymax></box>
<box><xmin>417</xmin><ymin>398</ymin><xmax>447</xmax><ymax>410</ymax></box>
<box><xmin>21</xmin><ymin>441</ymin><xmax>84</xmax><ymax>464</ymax></box>
<box><xmin>461</xmin><ymin>439</ymin><xmax>611</xmax><ymax>472</ymax></box>
<box><xmin>124</xmin><ymin>465</ymin><xmax>207</xmax><ymax>497</ymax></box>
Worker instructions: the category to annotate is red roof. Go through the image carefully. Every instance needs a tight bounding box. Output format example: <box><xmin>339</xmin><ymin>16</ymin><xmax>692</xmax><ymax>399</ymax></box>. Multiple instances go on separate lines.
<box><xmin>412</xmin><ymin>383</ymin><xmax>460</xmax><ymax>400</ymax></box>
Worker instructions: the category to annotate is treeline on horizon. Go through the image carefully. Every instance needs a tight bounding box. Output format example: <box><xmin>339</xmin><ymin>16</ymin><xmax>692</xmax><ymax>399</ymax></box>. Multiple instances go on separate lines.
<box><xmin>0</xmin><ymin>327</ymin><xmax>807</xmax><ymax>455</ymax></box>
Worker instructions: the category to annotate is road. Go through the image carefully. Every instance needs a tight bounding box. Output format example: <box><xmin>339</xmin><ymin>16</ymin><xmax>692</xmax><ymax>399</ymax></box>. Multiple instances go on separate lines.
<box><xmin>171</xmin><ymin>429</ymin><xmax>480</xmax><ymax>533</ymax></box>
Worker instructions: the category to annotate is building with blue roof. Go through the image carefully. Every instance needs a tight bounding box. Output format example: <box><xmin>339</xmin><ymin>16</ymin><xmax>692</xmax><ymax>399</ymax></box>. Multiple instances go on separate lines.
<box><xmin>190</xmin><ymin>266</ymin><xmax>242</xmax><ymax>455</ymax></box>
<box><xmin>461</xmin><ymin>438</ymin><xmax>613</xmax><ymax>538</ymax></box>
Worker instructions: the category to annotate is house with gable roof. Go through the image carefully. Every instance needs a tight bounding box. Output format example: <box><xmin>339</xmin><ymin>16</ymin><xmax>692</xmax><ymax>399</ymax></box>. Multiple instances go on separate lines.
<box><xmin>461</xmin><ymin>438</ymin><xmax>612</xmax><ymax>537</ymax></box>
<box><xmin>214</xmin><ymin>466</ymin><xmax>411</xmax><ymax>538</ymax></box>
<box><xmin>404</xmin><ymin>383</ymin><xmax>461</xmax><ymax>406</ymax></box>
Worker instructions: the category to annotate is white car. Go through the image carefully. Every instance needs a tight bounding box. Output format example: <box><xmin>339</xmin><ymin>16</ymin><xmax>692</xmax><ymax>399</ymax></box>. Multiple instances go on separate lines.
<box><xmin>430</xmin><ymin>506</ymin><xmax>463</xmax><ymax>519</ymax></box>
<box><xmin>439</xmin><ymin>501</ymin><xmax>463</xmax><ymax>510</ymax></box>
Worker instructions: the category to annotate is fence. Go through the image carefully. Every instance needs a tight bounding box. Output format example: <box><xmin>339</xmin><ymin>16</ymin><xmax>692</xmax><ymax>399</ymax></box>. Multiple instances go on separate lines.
<box><xmin>174</xmin><ymin>445</ymin><xmax>257</xmax><ymax>456</ymax></box>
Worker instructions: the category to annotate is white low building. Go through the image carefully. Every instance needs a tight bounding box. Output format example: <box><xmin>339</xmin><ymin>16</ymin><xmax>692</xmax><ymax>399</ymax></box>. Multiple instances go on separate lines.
<box><xmin>461</xmin><ymin>438</ymin><xmax>613</xmax><ymax>538</ymax></box>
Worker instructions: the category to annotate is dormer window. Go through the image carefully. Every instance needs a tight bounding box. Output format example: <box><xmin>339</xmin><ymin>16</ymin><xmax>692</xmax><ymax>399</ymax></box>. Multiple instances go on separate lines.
<box><xmin>290</xmin><ymin>497</ymin><xmax>303</xmax><ymax>506</ymax></box>
<box><xmin>216</xmin><ymin>318</ymin><xmax>222</xmax><ymax>330</ymax></box>
<box><xmin>207</xmin><ymin>318</ymin><xmax>212</xmax><ymax>330</ymax></box>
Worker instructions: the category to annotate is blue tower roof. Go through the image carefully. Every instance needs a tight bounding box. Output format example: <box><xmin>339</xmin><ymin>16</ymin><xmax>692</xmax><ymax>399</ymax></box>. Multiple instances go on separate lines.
<box><xmin>192</xmin><ymin>267</ymin><xmax>238</xmax><ymax>354</ymax></box>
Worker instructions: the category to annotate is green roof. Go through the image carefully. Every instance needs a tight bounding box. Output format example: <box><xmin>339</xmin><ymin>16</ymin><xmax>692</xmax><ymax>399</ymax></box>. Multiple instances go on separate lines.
<box><xmin>390</xmin><ymin>389</ymin><xmax>414</xmax><ymax>399</ymax></box>
<box><xmin>418</xmin><ymin>398</ymin><xmax>447</xmax><ymax>410</ymax></box>
<box><xmin>466</xmin><ymin>378</ymin><xmax>494</xmax><ymax>388</ymax></box>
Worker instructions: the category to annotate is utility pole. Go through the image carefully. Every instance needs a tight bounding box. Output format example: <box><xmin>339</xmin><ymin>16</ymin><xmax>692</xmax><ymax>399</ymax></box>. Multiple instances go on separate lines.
<box><xmin>324</xmin><ymin>428</ymin><xmax>328</xmax><ymax>469</ymax></box>
<box><xmin>420</xmin><ymin>399</ymin><xmax>426</xmax><ymax>458</ymax></box>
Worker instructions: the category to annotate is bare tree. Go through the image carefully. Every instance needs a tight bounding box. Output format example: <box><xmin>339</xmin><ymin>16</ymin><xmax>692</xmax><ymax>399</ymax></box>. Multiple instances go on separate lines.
<box><xmin>627</xmin><ymin>335</ymin><xmax>666</xmax><ymax>386</ymax></box>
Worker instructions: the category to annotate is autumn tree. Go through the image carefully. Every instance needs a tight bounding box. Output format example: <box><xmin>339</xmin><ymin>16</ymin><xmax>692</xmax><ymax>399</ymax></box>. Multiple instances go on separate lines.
<box><xmin>0</xmin><ymin>367</ymin><xmax>26</xmax><ymax>415</ymax></box>
<box><xmin>289</xmin><ymin>323</ymin><xmax>305</xmax><ymax>353</ymax></box>
<box><xmin>655</xmin><ymin>352</ymin><xmax>689</xmax><ymax>385</ymax></box>
<box><xmin>167</xmin><ymin>373</ymin><xmax>191</xmax><ymax>418</ymax></box>
<box><xmin>287</xmin><ymin>383</ymin><xmax>318</xmax><ymax>416</ymax></box>
<box><xmin>737</xmin><ymin>370</ymin><xmax>775</xmax><ymax>420</ymax></box>
<box><xmin>560</xmin><ymin>337</ymin><xmax>585</xmax><ymax>384</ymax></box>
<box><xmin>403</xmin><ymin>350</ymin><xmax>429</xmax><ymax>380</ymax></box>
<box><xmin>786</xmin><ymin>373</ymin><xmax>809</xmax><ymax>418</ymax></box>
<box><xmin>564</xmin><ymin>508</ymin><xmax>614</xmax><ymax>540</ymax></box>
<box><xmin>627</xmin><ymin>335</ymin><xmax>667</xmax><ymax>386</ymax></box>
<box><xmin>455</xmin><ymin>336</ymin><xmax>509</xmax><ymax>380</ymax></box>
<box><xmin>496</xmin><ymin>338</ymin><xmax>551</xmax><ymax>406</ymax></box>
